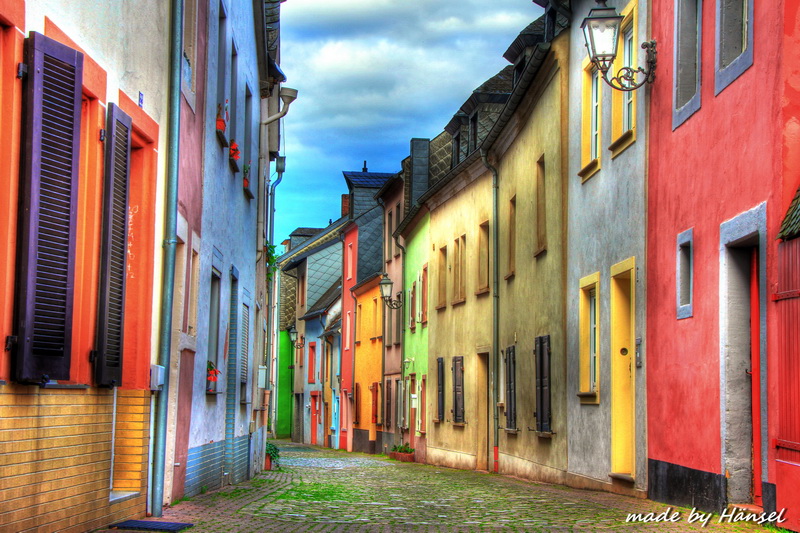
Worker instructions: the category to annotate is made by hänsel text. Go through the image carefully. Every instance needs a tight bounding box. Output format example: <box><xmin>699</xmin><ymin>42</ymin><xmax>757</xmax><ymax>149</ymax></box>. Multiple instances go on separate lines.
<box><xmin>626</xmin><ymin>506</ymin><xmax>787</xmax><ymax>527</ymax></box>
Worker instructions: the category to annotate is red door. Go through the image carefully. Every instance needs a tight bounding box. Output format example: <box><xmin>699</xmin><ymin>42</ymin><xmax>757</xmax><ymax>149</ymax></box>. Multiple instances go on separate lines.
<box><xmin>310</xmin><ymin>393</ymin><xmax>319</xmax><ymax>445</ymax></box>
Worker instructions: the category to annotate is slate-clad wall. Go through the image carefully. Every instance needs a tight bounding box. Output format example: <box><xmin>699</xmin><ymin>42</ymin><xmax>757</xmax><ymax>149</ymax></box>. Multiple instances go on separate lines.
<box><xmin>307</xmin><ymin>245</ymin><xmax>342</xmax><ymax>309</ymax></box>
<box><xmin>357</xmin><ymin>211</ymin><xmax>384</xmax><ymax>282</ymax></box>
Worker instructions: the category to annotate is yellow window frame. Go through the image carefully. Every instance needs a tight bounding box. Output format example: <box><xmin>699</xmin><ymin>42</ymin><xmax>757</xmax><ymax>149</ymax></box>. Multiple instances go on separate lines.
<box><xmin>579</xmin><ymin>272</ymin><xmax>600</xmax><ymax>403</ymax></box>
<box><xmin>610</xmin><ymin>0</ymin><xmax>638</xmax><ymax>158</ymax></box>
<box><xmin>579</xmin><ymin>57</ymin><xmax>602</xmax><ymax>181</ymax></box>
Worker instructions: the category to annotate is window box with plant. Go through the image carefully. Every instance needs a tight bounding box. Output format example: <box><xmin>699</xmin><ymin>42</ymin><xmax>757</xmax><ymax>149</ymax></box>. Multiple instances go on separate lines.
<box><xmin>242</xmin><ymin>161</ymin><xmax>254</xmax><ymax>199</ymax></box>
<box><xmin>389</xmin><ymin>442</ymin><xmax>415</xmax><ymax>462</ymax></box>
<box><xmin>206</xmin><ymin>360</ymin><xmax>221</xmax><ymax>393</ymax></box>
<box><xmin>216</xmin><ymin>100</ymin><xmax>229</xmax><ymax>147</ymax></box>
<box><xmin>229</xmin><ymin>140</ymin><xmax>241</xmax><ymax>173</ymax></box>
<box><xmin>264</xmin><ymin>441</ymin><xmax>280</xmax><ymax>470</ymax></box>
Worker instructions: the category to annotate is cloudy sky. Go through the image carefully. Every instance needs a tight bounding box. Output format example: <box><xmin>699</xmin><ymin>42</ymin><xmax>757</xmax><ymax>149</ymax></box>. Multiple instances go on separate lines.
<box><xmin>273</xmin><ymin>0</ymin><xmax>544</xmax><ymax>242</ymax></box>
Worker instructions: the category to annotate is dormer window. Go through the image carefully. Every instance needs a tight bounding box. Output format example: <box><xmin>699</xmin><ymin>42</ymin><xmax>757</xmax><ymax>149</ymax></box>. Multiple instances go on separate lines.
<box><xmin>513</xmin><ymin>58</ymin><xmax>525</xmax><ymax>87</ymax></box>
<box><xmin>452</xmin><ymin>132</ymin><xmax>461</xmax><ymax>168</ymax></box>
<box><xmin>469</xmin><ymin>113</ymin><xmax>478</xmax><ymax>153</ymax></box>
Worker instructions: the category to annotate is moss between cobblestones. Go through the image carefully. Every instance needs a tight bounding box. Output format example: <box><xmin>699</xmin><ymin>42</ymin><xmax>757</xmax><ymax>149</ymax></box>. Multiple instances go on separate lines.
<box><xmin>276</xmin><ymin>481</ymin><xmax>362</xmax><ymax>503</ymax></box>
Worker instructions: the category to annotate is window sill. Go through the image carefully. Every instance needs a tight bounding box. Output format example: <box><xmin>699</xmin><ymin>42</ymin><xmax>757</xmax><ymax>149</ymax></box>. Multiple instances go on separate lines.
<box><xmin>504</xmin><ymin>271</ymin><xmax>515</xmax><ymax>281</ymax></box>
<box><xmin>534</xmin><ymin>246</ymin><xmax>547</xmax><ymax>258</ymax></box>
<box><xmin>609</xmin><ymin>472</ymin><xmax>635</xmax><ymax>483</ymax></box>
<box><xmin>577</xmin><ymin>391</ymin><xmax>599</xmax><ymax>404</ymax></box>
<box><xmin>496</xmin><ymin>402</ymin><xmax>505</xmax><ymax>408</ymax></box>
<box><xmin>110</xmin><ymin>491</ymin><xmax>140</xmax><ymax>504</ymax></box>
<box><xmin>475</xmin><ymin>286</ymin><xmax>489</xmax><ymax>296</ymax></box>
<box><xmin>243</xmin><ymin>185</ymin><xmax>255</xmax><ymax>200</ymax></box>
<box><xmin>432</xmin><ymin>418</ymin><xmax>441</xmax><ymax>424</ymax></box>
<box><xmin>536</xmin><ymin>431</ymin><xmax>555</xmax><ymax>439</ymax></box>
<box><xmin>229</xmin><ymin>157</ymin><xmax>240</xmax><ymax>173</ymax></box>
<box><xmin>504</xmin><ymin>428</ymin><xmax>519</xmax><ymax>434</ymax></box>
<box><xmin>578</xmin><ymin>158</ymin><xmax>600</xmax><ymax>182</ymax></box>
<box><xmin>41</xmin><ymin>382</ymin><xmax>90</xmax><ymax>389</ymax></box>
<box><xmin>435</xmin><ymin>303</ymin><xmax>447</xmax><ymax>311</ymax></box>
<box><xmin>452</xmin><ymin>422</ymin><xmax>466</xmax><ymax>427</ymax></box>
<box><xmin>216</xmin><ymin>129</ymin><xmax>229</xmax><ymax>147</ymax></box>
<box><xmin>451</xmin><ymin>297</ymin><xmax>466</xmax><ymax>307</ymax></box>
<box><xmin>206</xmin><ymin>390</ymin><xmax>223</xmax><ymax>396</ymax></box>
<box><xmin>609</xmin><ymin>128</ymin><xmax>635</xmax><ymax>159</ymax></box>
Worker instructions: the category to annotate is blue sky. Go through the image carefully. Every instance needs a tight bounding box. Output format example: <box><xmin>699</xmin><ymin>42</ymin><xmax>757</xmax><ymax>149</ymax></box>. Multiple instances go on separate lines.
<box><xmin>273</xmin><ymin>0</ymin><xmax>544</xmax><ymax>242</ymax></box>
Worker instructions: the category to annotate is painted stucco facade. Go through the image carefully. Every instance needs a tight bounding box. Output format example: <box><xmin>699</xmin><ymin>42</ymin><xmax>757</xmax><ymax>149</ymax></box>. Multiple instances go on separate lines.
<box><xmin>566</xmin><ymin>0</ymin><xmax>649</xmax><ymax>496</ymax></box>
<box><xmin>352</xmin><ymin>279</ymin><xmax>383</xmax><ymax>454</ymax></box>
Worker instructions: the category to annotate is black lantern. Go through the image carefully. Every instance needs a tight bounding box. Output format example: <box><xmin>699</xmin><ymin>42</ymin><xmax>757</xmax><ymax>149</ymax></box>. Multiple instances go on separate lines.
<box><xmin>288</xmin><ymin>325</ymin><xmax>304</xmax><ymax>348</ymax></box>
<box><xmin>581</xmin><ymin>1</ymin><xmax>656</xmax><ymax>91</ymax></box>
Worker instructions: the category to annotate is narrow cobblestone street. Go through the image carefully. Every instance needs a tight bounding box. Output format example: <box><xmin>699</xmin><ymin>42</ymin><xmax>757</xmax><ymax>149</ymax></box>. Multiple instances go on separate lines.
<box><xmin>97</xmin><ymin>442</ymin><xmax>770</xmax><ymax>532</ymax></box>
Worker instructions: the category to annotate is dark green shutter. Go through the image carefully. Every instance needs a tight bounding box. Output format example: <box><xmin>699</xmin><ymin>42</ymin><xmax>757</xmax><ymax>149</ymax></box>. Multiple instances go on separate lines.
<box><xmin>437</xmin><ymin>357</ymin><xmax>444</xmax><ymax>420</ymax></box>
<box><xmin>453</xmin><ymin>356</ymin><xmax>464</xmax><ymax>423</ymax></box>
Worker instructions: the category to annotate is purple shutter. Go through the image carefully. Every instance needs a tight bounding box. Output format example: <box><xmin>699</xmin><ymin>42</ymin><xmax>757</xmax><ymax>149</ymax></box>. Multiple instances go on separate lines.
<box><xmin>541</xmin><ymin>335</ymin><xmax>552</xmax><ymax>433</ymax></box>
<box><xmin>14</xmin><ymin>32</ymin><xmax>84</xmax><ymax>383</ymax></box>
<box><xmin>94</xmin><ymin>103</ymin><xmax>131</xmax><ymax>387</ymax></box>
<box><xmin>437</xmin><ymin>357</ymin><xmax>445</xmax><ymax>420</ymax></box>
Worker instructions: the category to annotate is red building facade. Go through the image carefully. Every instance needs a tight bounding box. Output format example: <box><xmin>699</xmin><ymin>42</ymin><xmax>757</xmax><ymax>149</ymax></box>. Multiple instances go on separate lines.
<box><xmin>340</xmin><ymin>223</ymin><xmax>358</xmax><ymax>451</ymax></box>
<box><xmin>647</xmin><ymin>0</ymin><xmax>800</xmax><ymax>525</ymax></box>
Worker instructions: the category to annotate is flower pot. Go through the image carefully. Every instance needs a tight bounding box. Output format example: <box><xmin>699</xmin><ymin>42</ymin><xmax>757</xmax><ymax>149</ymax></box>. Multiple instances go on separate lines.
<box><xmin>389</xmin><ymin>451</ymin><xmax>414</xmax><ymax>462</ymax></box>
<box><xmin>264</xmin><ymin>455</ymin><xmax>272</xmax><ymax>471</ymax></box>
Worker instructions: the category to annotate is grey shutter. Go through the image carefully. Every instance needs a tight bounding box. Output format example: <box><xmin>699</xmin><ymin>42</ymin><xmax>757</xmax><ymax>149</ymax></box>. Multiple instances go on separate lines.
<box><xmin>453</xmin><ymin>356</ymin><xmax>464</xmax><ymax>423</ymax></box>
<box><xmin>385</xmin><ymin>379</ymin><xmax>391</xmax><ymax>427</ymax></box>
<box><xmin>354</xmin><ymin>382</ymin><xmax>360</xmax><ymax>424</ymax></box>
<box><xmin>506</xmin><ymin>345</ymin><xmax>516</xmax><ymax>429</ymax></box>
<box><xmin>437</xmin><ymin>357</ymin><xmax>445</xmax><ymax>420</ymax></box>
<box><xmin>541</xmin><ymin>335</ymin><xmax>552</xmax><ymax>433</ymax></box>
<box><xmin>94</xmin><ymin>103</ymin><xmax>131</xmax><ymax>387</ymax></box>
<box><xmin>535</xmin><ymin>337</ymin><xmax>542</xmax><ymax>431</ymax></box>
<box><xmin>14</xmin><ymin>32</ymin><xmax>84</xmax><ymax>383</ymax></box>
<box><xmin>240</xmin><ymin>303</ymin><xmax>249</xmax><ymax>383</ymax></box>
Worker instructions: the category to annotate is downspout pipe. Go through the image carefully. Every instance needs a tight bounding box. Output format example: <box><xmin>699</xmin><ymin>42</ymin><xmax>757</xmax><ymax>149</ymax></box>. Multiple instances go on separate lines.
<box><xmin>152</xmin><ymin>0</ymin><xmax>183</xmax><ymax>516</ymax></box>
<box><xmin>480</xmin><ymin>149</ymin><xmax>500</xmax><ymax>474</ymax></box>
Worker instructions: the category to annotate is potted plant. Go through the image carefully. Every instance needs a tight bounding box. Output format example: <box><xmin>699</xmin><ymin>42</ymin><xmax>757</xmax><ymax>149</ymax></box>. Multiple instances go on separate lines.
<box><xmin>389</xmin><ymin>442</ymin><xmax>415</xmax><ymax>462</ymax></box>
<box><xmin>229</xmin><ymin>140</ymin><xmax>241</xmax><ymax>172</ymax></box>
<box><xmin>206</xmin><ymin>360</ymin><xmax>221</xmax><ymax>392</ymax></box>
<box><xmin>215</xmin><ymin>100</ymin><xmax>229</xmax><ymax>146</ymax></box>
<box><xmin>264</xmin><ymin>441</ymin><xmax>280</xmax><ymax>470</ymax></box>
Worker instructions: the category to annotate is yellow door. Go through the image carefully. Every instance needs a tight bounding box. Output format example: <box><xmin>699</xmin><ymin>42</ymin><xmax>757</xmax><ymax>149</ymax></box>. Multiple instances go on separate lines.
<box><xmin>610</xmin><ymin>258</ymin><xmax>635</xmax><ymax>478</ymax></box>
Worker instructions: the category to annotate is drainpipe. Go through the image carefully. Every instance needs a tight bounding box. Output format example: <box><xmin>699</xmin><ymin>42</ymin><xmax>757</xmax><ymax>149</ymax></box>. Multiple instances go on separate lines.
<box><xmin>481</xmin><ymin>149</ymin><xmax>500</xmax><ymax>474</ymax></box>
<box><xmin>152</xmin><ymin>0</ymin><xmax>183</xmax><ymax>516</ymax></box>
<box><xmin>394</xmin><ymin>234</ymin><xmax>406</xmax><ymax>445</ymax></box>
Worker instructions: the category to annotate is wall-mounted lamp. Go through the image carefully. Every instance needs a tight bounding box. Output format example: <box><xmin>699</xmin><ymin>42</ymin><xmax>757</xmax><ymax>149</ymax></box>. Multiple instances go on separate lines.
<box><xmin>288</xmin><ymin>326</ymin><xmax>305</xmax><ymax>349</ymax></box>
<box><xmin>581</xmin><ymin>1</ymin><xmax>656</xmax><ymax>92</ymax></box>
<box><xmin>378</xmin><ymin>273</ymin><xmax>403</xmax><ymax>309</ymax></box>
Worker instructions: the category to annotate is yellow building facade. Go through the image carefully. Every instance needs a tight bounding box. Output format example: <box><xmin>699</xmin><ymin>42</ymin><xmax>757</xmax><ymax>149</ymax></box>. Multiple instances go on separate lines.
<box><xmin>351</xmin><ymin>277</ymin><xmax>384</xmax><ymax>454</ymax></box>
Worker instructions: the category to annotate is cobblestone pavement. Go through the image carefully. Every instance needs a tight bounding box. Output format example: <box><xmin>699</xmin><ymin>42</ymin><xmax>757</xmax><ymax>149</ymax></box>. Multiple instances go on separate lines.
<box><xmin>97</xmin><ymin>442</ymin><xmax>770</xmax><ymax>532</ymax></box>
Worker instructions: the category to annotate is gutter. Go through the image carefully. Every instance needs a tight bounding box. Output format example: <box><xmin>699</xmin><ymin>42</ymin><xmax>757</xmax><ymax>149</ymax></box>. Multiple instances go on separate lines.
<box><xmin>480</xmin><ymin>150</ymin><xmax>500</xmax><ymax>474</ymax></box>
<box><xmin>152</xmin><ymin>0</ymin><xmax>182</xmax><ymax>516</ymax></box>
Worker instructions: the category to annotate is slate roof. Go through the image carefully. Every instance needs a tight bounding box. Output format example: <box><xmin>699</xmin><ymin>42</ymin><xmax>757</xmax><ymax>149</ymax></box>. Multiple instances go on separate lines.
<box><xmin>300</xmin><ymin>277</ymin><xmax>341</xmax><ymax>320</ymax></box>
<box><xmin>277</xmin><ymin>216</ymin><xmax>347</xmax><ymax>266</ymax></box>
<box><xmin>779</xmin><ymin>186</ymin><xmax>800</xmax><ymax>240</ymax></box>
<box><xmin>342</xmin><ymin>171</ymin><xmax>396</xmax><ymax>189</ymax></box>
<box><xmin>475</xmin><ymin>65</ymin><xmax>514</xmax><ymax>94</ymax></box>
<box><xmin>290</xmin><ymin>227</ymin><xmax>324</xmax><ymax>237</ymax></box>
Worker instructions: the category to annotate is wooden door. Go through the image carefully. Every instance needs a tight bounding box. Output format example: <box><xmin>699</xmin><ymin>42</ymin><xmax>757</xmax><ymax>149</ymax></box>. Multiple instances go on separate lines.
<box><xmin>172</xmin><ymin>349</ymin><xmax>195</xmax><ymax>502</ymax></box>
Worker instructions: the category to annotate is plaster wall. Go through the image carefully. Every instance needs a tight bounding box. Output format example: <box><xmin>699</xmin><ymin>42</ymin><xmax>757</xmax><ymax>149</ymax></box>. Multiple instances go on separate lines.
<box><xmin>566</xmin><ymin>0</ymin><xmax>648</xmax><ymax>492</ymax></box>
<box><xmin>426</xmin><ymin>161</ymin><xmax>493</xmax><ymax>469</ymax></box>
<box><xmin>340</xmin><ymin>225</ymin><xmax>358</xmax><ymax>451</ymax></box>
<box><xmin>353</xmin><ymin>284</ymin><xmax>383</xmax><ymax>452</ymax></box>
<box><xmin>647</xmin><ymin>0</ymin><xmax>781</xmax><ymax>480</ymax></box>
<box><xmin>276</xmin><ymin>331</ymin><xmax>293</xmax><ymax>438</ymax></box>
<box><xmin>495</xmin><ymin>37</ymin><xmax>569</xmax><ymax>480</ymax></box>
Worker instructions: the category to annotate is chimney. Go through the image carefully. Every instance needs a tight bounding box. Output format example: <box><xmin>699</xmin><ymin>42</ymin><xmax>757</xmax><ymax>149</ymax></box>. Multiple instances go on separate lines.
<box><xmin>362</xmin><ymin>160</ymin><xmax>368</xmax><ymax>172</ymax></box>
<box><xmin>341</xmin><ymin>194</ymin><xmax>350</xmax><ymax>217</ymax></box>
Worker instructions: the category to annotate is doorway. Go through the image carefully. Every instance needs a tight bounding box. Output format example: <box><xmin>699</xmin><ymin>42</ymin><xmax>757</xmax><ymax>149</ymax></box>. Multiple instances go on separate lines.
<box><xmin>476</xmin><ymin>352</ymin><xmax>490</xmax><ymax>471</ymax></box>
<box><xmin>720</xmin><ymin>204</ymin><xmax>767</xmax><ymax>508</ymax></box>
<box><xmin>610</xmin><ymin>258</ymin><xmax>635</xmax><ymax>479</ymax></box>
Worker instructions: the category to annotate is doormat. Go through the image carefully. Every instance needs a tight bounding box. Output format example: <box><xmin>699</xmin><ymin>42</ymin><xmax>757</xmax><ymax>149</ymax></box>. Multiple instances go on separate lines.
<box><xmin>108</xmin><ymin>520</ymin><xmax>193</xmax><ymax>532</ymax></box>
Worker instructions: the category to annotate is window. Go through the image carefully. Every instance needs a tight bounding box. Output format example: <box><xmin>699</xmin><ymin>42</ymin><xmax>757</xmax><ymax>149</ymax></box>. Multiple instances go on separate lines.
<box><xmin>243</xmin><ymin>85</ymin><xmax>254</xmax><ymax>198</ymax></box>
<box><xmin>216</xmin><ymin>4</ymin><xmax>228</xmax><ymax>138</ymax></box>
<box><xmin>386</xmin><ymin>300</ymin><xmax>392</xmax><ymax>345</ymax></box>
<box><xmin>409</xmin><ymin>282</ymin><xmax>416</xmax><ymax>329</ymax></box>
<box><xmin>534</xmin><ymin>335</ymin><xmax>552</xmax><ymax>433</ymax></box>
<box><xmin>188</xmin><ymin>248</ymin><xmax>200</xmax><ymax>335</ymax></box>
<box><xmin>387</xmin><ymin>210</ymin><xmax>393</xmax><ymax>260</ymax></box>
<box><xmin>298</xmin><ymin>273</ymin><xmax>306</xmax><ymax>309</ymax></box>
<box><xmin>505</xmin><ymin>346</ymin><xmax>516</xmax><ymax>429</ymax></box>
<box><xmin>609</xmin><ymin>2</ymin><xmax>638</xmax><ymax>156</ymax></box>
<box><xmin>469</xmin><ymin>113</ymin><xmax>478</xmax><ymax>153</ymax></box>
<box><xmin>579</xmin><ymin>60</ymin><xmax>602</xmax><ymax>180</ymax></box>
<box><xmin>13</xmin><ymin>33</ymin><xmax>83</xmax><ymax>383</ymax></box>
<box><xmin>371</xmin><ymin>382</ymin><xmax>379</xmax><ymax>423</ymax></box>
<box><xmin>394</xmin><ymin>204</ymin><xmax>401</xmax><ymax>255</ymax></box>
<box><xmin>506</xmin><ymin>197</ymin><xmax>516</xmax><ymax>278</ymax></box>
<box><xmin>452</xmin><ymin>356</ymin><xmax>464</xmax><ymax>423</ymax></box>
<box><xmin>436</xmin><ymin>357</ymin><xmax>445</xmax><ymax>421</ymax></box>
<box><xmin>579</xmin><ymin>272</ymin><xmax>600</xmax><ymax>402</ymax></box>
<box><xmin>677</xmin><ymin>228</ymin><xmax>694</xmax><ymax>319</ymax></box>
<box><xmin>357</xmin><ymin>303</ymin><xmax>362</xmax><ymax>343</ymax></box>
<box><xmin>715</xmin><ymin>0</ymin><xmax>753</xmax><ymax>93</ymax></box>
<box><xmin>452</xmin><ymin>132</ymin><xmax>461</xmax><ymax>168</ymax></box>
<box><xmin>453</xmin><ymin>235</ymin><xmax>466</xmax><ymax>302</ymax></box>
<box><xmin>345</xmin><ymin>312</ymin><xmax>351</xmax><ymax>350</ymax></box>
<box><xmin>308</xmin><ymin>342</ymin><xmax>316</xmax><ymax>384</ymax></box>
<box><xmin>394</xmin><ymin>305</ymin><xmax>401</xmax><ymax>344</ymax></box>
<box><xmin>535</xmin><ymin>157</ymin><xmax>547</xmax><ymax>256</ymax></box>
<box><xmin>477</xmin><ymin>221</ymin><xmax>489</xmax><ymax>294</ymax></box>
<box><xmin>436</xmin><ymin>245</ymin><xmax>447</xmax><ymax>308</ymax></box>
<box><xmin>227</xmin><ymin>274</ymin><xmax>239</xmax><ymax>393</ymax></box>
<box><xmin>396</xmin><ymin>378</ymin><xmax>404</xmax><ymax>428</ymax></box>
<box><xmin>372</xmin><ymin>298</ymin><xmax>379</xmax><ymax>340</ymax></box>
<box><xmin>94</xmin><ymin>104</ymin><xmax>133</xmax><ymax>387</ymax></box>
<box><xmin>229</xmin><ymin>44</ymin><xmax>238</xmax><ymax>145</ymax></box>
<box><xmin>421</xmin><ymin>264</ymin><xmax>428</xmax><ymax>323</ymax></box>
<box><xmin>674</xmin><ymin>0</ymin><xmax>702</xmax><ymax>128</ymax></box>
<box><xmin>347</xmin><ymin>243</ymin><xmax>353</xmax><ymax>280</ymax></box>
<box><xmin>207</xmin><ymin>269</ymin><xmax>222</xmax><ymax>391</ymax></box>
<box><xmin>182</xmin><ymin>0</ymin><xmax>199</xmax><ymax>92</ymax></box>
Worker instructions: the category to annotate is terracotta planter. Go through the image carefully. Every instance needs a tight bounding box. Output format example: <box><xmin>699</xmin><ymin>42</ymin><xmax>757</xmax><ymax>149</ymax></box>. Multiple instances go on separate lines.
<box><xmin>264</xmin><ymin>455</ymin><xmax>272</xmax><ymax>471</ymax></box>
<box><xmin>389</xmin><ymin>451</ymin><xmax>415</xmax><ymax>462</ymax></box>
